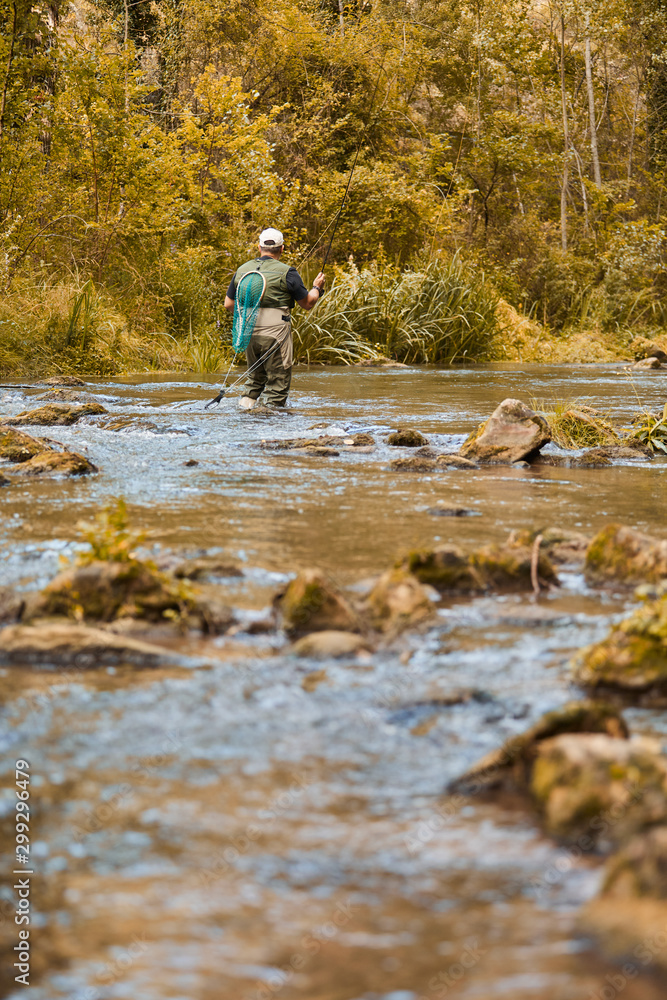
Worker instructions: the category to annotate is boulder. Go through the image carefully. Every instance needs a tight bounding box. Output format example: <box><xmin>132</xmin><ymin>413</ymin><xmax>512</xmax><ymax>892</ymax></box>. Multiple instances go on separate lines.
<box><xmin>404</xmin><ymin>537</ymin><xmax>558</xmax><ymax>593</ymax></box>
<box><xmin>449</xmin><ymin>701</ymin><xmax>628</xmax><ymax>796</ymax></box>
<box><xmin>530</xmin><ymin>732</ymin><xmax>667</xmax><ymax>845</ymax></box>
<box><xmin>0</xmin><ymin>473</ymin><xmax>9</xmax><ymax>486</ymax></box>
<box><xmin>0</xmin><ymin>622</ymin><xmax>179</xmax><ymax>669</ymax></box>
<box><xmin>189</xmin><ymin>586</ymin><xmax>235</xmax><ymax>634</ymax></box>
<box><xmin>459</xmin><ymin>398</ymin><xmax>551</xmax><ymax>463</ymax></box>
<box><xmin>582</xmin><ymin>829</ymin><xmax>667</xmax><ymax>974</ymax></box>
<box><xmin>435</xmin><ymin>454</ymin><xmax>477</xmax><ymax>469</ymax></box>
<box><xmin>630</xmin><ymin>336</ymin><xmax>667</xmax><ymax>363</ymax></box>
<box><xmin>387</xmin><ymin>429</ymin><xmax>428</xmax><ymax>447</ymax></box>
<box><xmin>291</xmin><ymin>630</ymin><xmax>372</xmax><ymax>658</ymax></box>
<box><xmin>632</xmin><ymin>357</ymin><xmax>662</xmax><ymax>369</ymax></box>
<box><xmin>572</xmin><ymin>592</ymin><xmax>667</xmax><ymax>701</ymax></box>
<box><xmin>173</xmin><ymin>557</ymin><xmax>242</xmax><ymax>580</ymax></box>
<box><xmin>0</xmin><ymin>426</ymin><xmax>50</xmax><ymax>462</ymax></box>
<box><xmin>366</xmin><ymin>568</ymin><xmax>436</xmax><ymax>632</ymax></box>
<box><xmin>508</xmin><ymin>527</ymin><xmax>590</xmax><ymax>565</ymax></box>
<box><xmin>570</xmin><ymin>448</ymin><xmax>612</xmax><ymax>468</ymax></box>
<box><xmin>42</xmin><ymin>375</ymin><xmax>86</xmax><ymax>386</ymax></box>
<box><xmin>0</xmin><ymin>587</ymin><xmax>26</xmax><ymax>623</ymax></box>
<box><xmin>37</xmin><ymin>560</ymin><xmax>192</xmax><ymax>622</ymax></box>
<box><xmin>260</xmin><ymin>432</ymin><xmax>373</xmax><ymax>451</ymax></box>
<box><xmin>7</xmin><ymin>402</ymin><xmax>107</xmax><ymax>426</ymax></box>
<box><xmin>275</xmin><ymin>569</ymin><xmax>362</xmax><ymax>635</ymax></box>
<box><xmin>16</xmin><ymin>450</ymin><xmax>98</xmax><ymax>477</ymax></box>
<box><xmin>585</xmin><ymin>523</ymin><xmax>667</xmax><ymax>585</ymax></box>
<box><xmin>389</xmin><ymin>457</ymin><xmax>438</xmax><ymax>472</ymax></box>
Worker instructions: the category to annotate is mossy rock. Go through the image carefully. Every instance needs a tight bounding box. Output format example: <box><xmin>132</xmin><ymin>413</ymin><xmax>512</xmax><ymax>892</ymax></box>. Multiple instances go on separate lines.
<box><xmin>530</xmin><ymin>732</ymin><xmax>667</xmax><ymax>844</ymax></box>
<box><xmin>7</xmin><ymin>402</ymin><xmax>107</xmax><ymax>426</ymax></box>
<box><xmin>366</xmin><ymin>567</ymin><xmax>435</xmax><ymax>633</ymax></box>
<box><xmin>16</xmin><ymin>450</ymin><xmax>98</xmax><ymax>477</ymax></box>
<box><xmin>37</xmin><ymin>560</ymin><xmax>192</xmax><ymax>622</ymax></box>
<box><xmin>0</xmin><ymin>426</ymin><xmax>49</xmax><ymax>463</ymax></box>
<box><xmin>275</xmin><ymin>569</ymin><xmax>362</xmax><ymax>635</ymax></box>
<box><xmin>404</xmin><ymin>538</ymin><xmax>558</xmax><ymax>593</ymax></box>
<box><xmin>470</xmin><ymin>541</ymin><xmax>557</xmax><ymax>590</ymax></box>
<box><xmin>508</xmin><ymin>527</ymin><xmax>590</xmax><ymax>564</ymax></box>
<box><xmin>585</xmin><ymin>523</ymin><xmax>667</xmax><ymax>586</ymax></box>
<box><xmin>404</xmin><ymin>544</ymin><xmax>483</xmax><ymax>591</ymax></box>
<box><xmin>449</xmin><ymin>700</ymin><xmax>628</xmax><ymax>795</ymax></box>
<box><xmin>387</xmin><ymin>428</ymin><xmax>428</xmax><ymax>447</ymax></box>
<box><xmin>42</xmin><ymin>375</ymin><xmax>87</xmax><ymax>387</ymax></box>
<box><xmin>572</xmin><ymin>592</ymin><xmax>667</xmax><ymax>700</ymax></box>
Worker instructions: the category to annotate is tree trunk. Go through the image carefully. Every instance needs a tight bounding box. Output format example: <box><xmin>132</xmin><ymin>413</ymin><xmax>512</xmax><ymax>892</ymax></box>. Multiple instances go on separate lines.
<box><xmin>0</xmin><ymin>1</ymin><xmax>18</xmax><ymax>152</ymax></box>
<box><xmin>560</xmin><ymin>13</ymin><xmax>569</xmax><ymax>252</ymax></box>
<box><xmin>338</xmin><ymin>0</ymin><xmax>344</xmax><ymax>38</ymax></box>
<box><xmin>584</xmin><ymin>17</ymin><xmax>602</xmax><ymax>187</ymax></box>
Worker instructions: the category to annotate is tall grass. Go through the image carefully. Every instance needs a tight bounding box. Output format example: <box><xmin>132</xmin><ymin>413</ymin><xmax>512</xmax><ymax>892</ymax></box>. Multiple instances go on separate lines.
<box><xmin>293</xmin><ymin>256</ymin><xmax>499</xmax><ymax>365</ymax></box>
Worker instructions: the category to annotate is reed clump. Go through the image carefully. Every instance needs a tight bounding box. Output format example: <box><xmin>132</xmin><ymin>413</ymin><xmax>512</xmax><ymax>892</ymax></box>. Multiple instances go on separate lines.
<box><xmin>293</xmin><ymin>256</ymin><xmax>499</xmax><ymax>365</ymax></box>
<box><xmin>531</xmin><ymin>399</ymin><xmax>621</xmax><ymax>449</ymax></box>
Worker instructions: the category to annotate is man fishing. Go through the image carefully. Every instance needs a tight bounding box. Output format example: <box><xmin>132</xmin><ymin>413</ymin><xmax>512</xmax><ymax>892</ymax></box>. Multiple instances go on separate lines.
<box><xmin>224</xmin><ymin>228</ymin><xmax>325</xmax><ymax>409</ymax></box>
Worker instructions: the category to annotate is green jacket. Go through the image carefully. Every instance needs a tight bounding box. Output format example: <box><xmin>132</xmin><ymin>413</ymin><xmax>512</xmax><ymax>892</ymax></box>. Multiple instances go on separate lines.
<box><xmin>234</xmin><ymin>257</ymin><xmax>294</xmax><ymax>311</ymax></box>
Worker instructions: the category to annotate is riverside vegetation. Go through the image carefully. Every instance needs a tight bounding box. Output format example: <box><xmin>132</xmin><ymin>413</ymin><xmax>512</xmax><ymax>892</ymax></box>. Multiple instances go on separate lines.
<box><xmin>3</xmin><ymin>0</ymin><xmax>667</xmax><ymax>374</ymax></box>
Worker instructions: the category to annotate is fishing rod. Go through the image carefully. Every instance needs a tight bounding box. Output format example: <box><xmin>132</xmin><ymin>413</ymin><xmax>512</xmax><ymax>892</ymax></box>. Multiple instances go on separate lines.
<box><xmin>205</xmin><ymin>59</ymin><xmax>387</xmax><ymax>410</ymax></box>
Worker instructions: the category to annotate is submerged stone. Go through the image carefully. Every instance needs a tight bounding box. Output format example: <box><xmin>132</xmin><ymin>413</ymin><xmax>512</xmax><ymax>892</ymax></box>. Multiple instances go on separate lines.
<box><xmin>0</xmin><ymin>622</ymin><xmax>178</xmax><ymax>669</ymax></box>
<box><xmin>291</xmin><ymin>630</ymin><xmax>371</xmax><ymax>658</ymax></box>
<box><xmin>275</xmin><ymin>569</ymin><xmax>362</xmax><ymax>635</ymax></box>
<box><xmin>459</xmin><ymin>398</ymin><xmax>551</xmax><ymax>464</ymax></box>
<box><xmin>7</xmin><ymin>402</ymin><xmax>107</xmax><ymax>426</ymax></box>
<box><xmin>585</xmin><ymin>523</ymin><xmax>667</xmax><ymax>585</ymax></box>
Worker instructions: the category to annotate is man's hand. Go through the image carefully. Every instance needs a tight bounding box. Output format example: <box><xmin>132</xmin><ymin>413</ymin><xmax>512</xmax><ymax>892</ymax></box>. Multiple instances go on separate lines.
<box><xmin>297</xmin><ymin>272</ymin><xmax>327</xmax><ymax>311</ymax></box>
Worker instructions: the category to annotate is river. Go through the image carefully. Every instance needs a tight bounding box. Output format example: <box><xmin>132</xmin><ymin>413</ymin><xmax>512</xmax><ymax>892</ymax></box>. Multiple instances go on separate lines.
<box><xmin>1</xmin><ymin>363</ymin><xmax>666</xmax><ymax>1000</ymax></box>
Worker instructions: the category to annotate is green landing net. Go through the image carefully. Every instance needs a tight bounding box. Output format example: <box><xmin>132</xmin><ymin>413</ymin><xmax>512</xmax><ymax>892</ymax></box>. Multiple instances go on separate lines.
<box><xmin>232</xmin><ymin>271</ymin><xmax>266</xmax><ymax>353</ymax></box>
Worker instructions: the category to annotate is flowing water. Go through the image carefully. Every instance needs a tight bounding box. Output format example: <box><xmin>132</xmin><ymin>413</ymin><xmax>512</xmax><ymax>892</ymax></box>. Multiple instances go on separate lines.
<box><xmin>1</xmin><ymin>364</ymin><xmax>667</xmax><ymax>1000</ymax></box>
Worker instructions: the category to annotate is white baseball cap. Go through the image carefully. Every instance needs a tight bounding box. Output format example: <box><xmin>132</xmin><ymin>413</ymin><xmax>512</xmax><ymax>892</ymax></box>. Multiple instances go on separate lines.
<box><xmin>259</xmin><ymin>227</ymin><xmax>284</xmax><ymax>248</ymax></box>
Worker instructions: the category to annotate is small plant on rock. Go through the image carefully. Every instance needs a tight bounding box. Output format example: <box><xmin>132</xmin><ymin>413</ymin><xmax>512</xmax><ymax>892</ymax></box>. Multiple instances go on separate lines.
<box><xmin>629</xmin><ymin>404</ymin><xmax>667</xmax><ymax>453</ymax></box>
<box><xmin>76</xmin><ymin>498</ymin><xmax>146</xmax><ymax>564</ymax></box>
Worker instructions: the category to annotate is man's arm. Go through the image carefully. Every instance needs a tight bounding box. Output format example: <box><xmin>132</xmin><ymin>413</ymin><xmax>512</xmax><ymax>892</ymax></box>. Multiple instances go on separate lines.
<box><xmin>224</xmin><ymin>296</ymin><xmax>234</xmax><ymax>312</ymax></box>
<box><xmin>296</xmin><ymin>271</ymin><xmax>326</xmax><ymax>312</ymax></box>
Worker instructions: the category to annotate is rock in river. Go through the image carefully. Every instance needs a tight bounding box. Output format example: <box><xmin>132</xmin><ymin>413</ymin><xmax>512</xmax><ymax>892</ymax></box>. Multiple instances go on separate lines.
<box><xmin>0</xmin><ymin>622</ymin><xmax>180</xmax><ymax>669</ymax></box>
<box><xmin>275</xmin><ymin>569</ymin><xmax>362</xmax><ymax>635</ymax></box>
<box><xmin>0</xmin><ymin>426</ymin><xmax>49</xmax><ymax>462</ymax></box>
<box><xmin>366</xmin><ymin>568</ymin><xmax>436</xmax><ymax>633</ymax></box>
<box><xmin>404</xmin><ymin>535</ymin><xmax>558</xmax><ymax>593</ymax></box>
<box><xmin>585</xmin><ymin>523</ymin><xmax>667</xmax><ymax>586</ymax></box>
<box><xmin>291</xmin><ymin>630</ymin><xmax>372</xmax><ymax>658</ymax></box>
<box><xmin>16</xmin><ymin>450</ymin><xmax>98</xmax><ymax>477</ymax></box>
<box><xmin>37</xmin><ymin>560</ymin><xmax>192</xmax><ymax>622</ymax></box>
<box><xmin>582</xmin><ymin>827</ymin><xmax>667</xmax><ymax>975</ymax></box>
<box><xmin>387</xmin><ymin>428</ymin><xmax>428</xmax><ymax>447</ymax></box>
<box><xmin>572</xmin><ymin>591</ymin><xmax>667</xmax><ymax>702</ymax></box>
<box><xmin>7</xmin><ymin>402</ymin><xmax>107</xmax><ymax>426</ymax></box>
<box><xmin>459</xmin><ymin>398</ymin><xmax>551</xmax><ymax>464</ymax></box>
